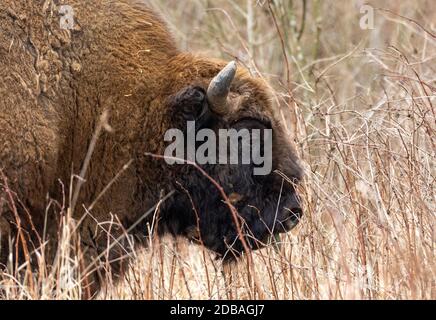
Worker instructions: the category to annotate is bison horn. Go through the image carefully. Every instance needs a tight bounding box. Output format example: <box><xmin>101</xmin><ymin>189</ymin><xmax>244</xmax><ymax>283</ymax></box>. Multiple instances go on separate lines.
<box><xmin>207</xmin><ymin>61</ymin><xmax>237</xmax><ymax>115</ymax></box>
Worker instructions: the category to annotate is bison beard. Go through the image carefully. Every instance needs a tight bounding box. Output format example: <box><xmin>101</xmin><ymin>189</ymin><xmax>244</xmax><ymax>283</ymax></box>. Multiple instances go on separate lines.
<box><xmin>161</xmin><ymin>169</ymin><xmax>302</xmax><ymax>260</ymax></box>
<box><xmin>0</xmin><ymin>0</ymin><xmax>304</xmax><ymax>296</ymax></box>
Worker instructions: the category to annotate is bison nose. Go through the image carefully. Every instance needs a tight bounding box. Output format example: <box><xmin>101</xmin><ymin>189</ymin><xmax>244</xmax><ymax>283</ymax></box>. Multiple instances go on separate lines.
<box><xmin>279</xmin><ymin>206</ymin><xmax>303</xmax><ymax>232</ymax></box>
<box><xmin>288</xmin><ymin>207</ymin><xmax>303</xmax><ymax>223</ymax></box>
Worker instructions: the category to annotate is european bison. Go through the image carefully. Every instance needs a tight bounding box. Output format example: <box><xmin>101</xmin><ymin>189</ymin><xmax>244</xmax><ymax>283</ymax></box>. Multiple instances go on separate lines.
<box><xmin>0</xmin><ymin>0</ymin><xmax>303</xmax><ymax>295</ymax></box>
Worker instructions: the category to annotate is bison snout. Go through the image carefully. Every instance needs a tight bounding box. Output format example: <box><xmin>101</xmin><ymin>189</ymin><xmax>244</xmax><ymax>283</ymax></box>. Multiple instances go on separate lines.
<box><xmin>275</xmin><ymin>190</ymin><xmax>303</xmax><ymax>233</ymax></box>
<box><xmin>276</xmin><ymin>206</ymin><xmax>303</xmax><ymax>233</ymax></box>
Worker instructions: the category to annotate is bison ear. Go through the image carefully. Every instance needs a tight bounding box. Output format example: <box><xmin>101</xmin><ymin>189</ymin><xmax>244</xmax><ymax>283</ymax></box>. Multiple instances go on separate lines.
<box><xmin>168</xmin><ymin>86</ymin><xmax>209</xmax><ymax>121</ymax></box>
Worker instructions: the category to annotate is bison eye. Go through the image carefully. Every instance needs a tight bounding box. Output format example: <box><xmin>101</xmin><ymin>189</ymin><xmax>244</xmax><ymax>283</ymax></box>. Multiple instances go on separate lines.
<box><xmin>232</xmin><ymin>117</ymin><xmax>271</xmax><ymax>129</ymax></box>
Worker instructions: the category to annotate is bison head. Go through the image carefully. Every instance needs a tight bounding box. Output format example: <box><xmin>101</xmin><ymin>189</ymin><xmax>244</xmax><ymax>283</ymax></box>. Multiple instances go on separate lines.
<box><xmin>157</xmin><ymin>59</ymin><xmax>304</xmax><ymax>259</ymax></box>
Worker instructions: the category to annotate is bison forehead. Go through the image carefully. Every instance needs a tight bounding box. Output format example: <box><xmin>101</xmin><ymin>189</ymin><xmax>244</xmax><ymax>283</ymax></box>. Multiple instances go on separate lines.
<box><xmin>174</xmin><ymin>59</ymin><xmax>279</xmax><ymax>124</ymax></box>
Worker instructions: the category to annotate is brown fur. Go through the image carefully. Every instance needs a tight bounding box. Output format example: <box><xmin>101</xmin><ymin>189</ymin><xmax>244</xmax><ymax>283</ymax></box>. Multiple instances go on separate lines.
<box><xmin>0</xmin><ymin>0</ymin><xmax>303</xmax><ymax>295</ymax></box>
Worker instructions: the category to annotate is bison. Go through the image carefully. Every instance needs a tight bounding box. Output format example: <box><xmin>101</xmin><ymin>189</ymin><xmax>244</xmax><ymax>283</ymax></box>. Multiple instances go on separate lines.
<box><xmin>0</xmin><ymin>0</ymin><xmax>303</xmax><ymax>295</ymax></box>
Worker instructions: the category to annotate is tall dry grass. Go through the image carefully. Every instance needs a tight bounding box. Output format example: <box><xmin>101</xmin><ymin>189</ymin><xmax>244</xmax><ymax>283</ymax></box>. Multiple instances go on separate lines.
<box><xmin>1</xmin><ymin>0</ymin><xmax>434</xmax><ymax>299</ymax></box>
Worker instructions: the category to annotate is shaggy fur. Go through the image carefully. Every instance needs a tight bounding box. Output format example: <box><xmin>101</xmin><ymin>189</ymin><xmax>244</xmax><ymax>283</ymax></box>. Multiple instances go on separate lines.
<box><xmin>0</xmin><ymin>0</ymin><xmax>303</xmax><ymax>295</ymax></box>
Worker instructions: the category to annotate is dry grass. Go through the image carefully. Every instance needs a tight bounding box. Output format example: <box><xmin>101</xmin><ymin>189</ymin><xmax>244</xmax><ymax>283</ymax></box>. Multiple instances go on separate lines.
<box><xmin>1</xmin><ymin>0</ymin><xmax>435</xmax><ymax>299</ymax></box>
